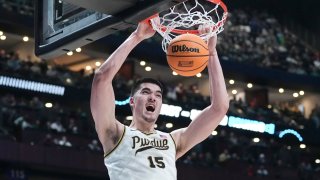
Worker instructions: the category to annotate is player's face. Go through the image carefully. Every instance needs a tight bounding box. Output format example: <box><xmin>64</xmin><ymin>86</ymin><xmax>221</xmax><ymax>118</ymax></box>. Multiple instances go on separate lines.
<box><xmin>131</xmin><ymin>83</ymin><xmax>162</xmax><ymax>122</ymax></box>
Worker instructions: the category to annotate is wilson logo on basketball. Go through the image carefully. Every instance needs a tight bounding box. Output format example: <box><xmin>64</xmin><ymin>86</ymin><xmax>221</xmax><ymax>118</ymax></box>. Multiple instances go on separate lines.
<box><xmin>171</xmin><ymin>45</ymin><xmax>200</xmax><ymax>53</ymax></box>
<box><xmin>178</xmin><ymin>61</ymin><xmax>193</xmax><ymax>67</ymax></box>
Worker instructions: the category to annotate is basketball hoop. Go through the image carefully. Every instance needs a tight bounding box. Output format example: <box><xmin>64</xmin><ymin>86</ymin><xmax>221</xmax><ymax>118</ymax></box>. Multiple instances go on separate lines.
<box><xmin>149</xmin><ymin>0</ymin><xmax>228</xmax><ymax>53</ymax></box>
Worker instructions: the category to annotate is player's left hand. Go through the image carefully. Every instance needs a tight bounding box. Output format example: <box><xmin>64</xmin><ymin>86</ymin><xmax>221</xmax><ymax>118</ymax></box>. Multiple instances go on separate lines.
<box><xmin>198</xmin><ymin>25</ymin><xmax>217</xmax><ymax>54</ymax></box>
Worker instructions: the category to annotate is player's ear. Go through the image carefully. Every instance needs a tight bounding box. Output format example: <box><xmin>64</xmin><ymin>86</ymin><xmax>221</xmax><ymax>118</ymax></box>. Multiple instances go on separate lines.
<box><xmin>129</xmin><ymin>96</ymin><xmax>134</xmax><ymax>106</ymax></box>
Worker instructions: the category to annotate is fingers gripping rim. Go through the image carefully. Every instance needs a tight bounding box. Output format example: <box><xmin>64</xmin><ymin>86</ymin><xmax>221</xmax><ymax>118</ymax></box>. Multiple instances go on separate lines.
<box><xmin>141</xmin><ymin>13</ymin><xmax>159</xmax><ymax>25</ymax></box>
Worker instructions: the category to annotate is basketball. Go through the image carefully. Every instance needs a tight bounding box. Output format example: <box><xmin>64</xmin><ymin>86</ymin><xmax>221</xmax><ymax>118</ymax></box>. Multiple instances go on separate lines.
<box><xmin>166</xmin><ymin>33</ymin><xmax>209</xmax><ymax>77</ymax></box>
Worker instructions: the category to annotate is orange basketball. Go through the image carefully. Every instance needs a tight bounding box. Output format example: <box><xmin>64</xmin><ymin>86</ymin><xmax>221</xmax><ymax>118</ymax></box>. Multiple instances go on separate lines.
<box><xmin>166</xmin><ymin>33</ymin><xmax>209</xmax><ymax>77</ymax></box>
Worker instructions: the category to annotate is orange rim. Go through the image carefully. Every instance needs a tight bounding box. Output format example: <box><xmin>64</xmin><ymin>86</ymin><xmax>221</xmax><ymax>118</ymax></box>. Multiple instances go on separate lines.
<box><xmin>141</xmin><ymin>13</ymin><xmax>159</xmax><ymax>24</ymax></box>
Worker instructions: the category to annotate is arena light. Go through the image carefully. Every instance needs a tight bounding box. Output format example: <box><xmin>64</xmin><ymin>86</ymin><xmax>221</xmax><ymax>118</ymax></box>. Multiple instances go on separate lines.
<box><xmin>172</xmin><ymin>71</ymin><xmax>178</xmax><ymax>76</ymax></box>
<box><xmin>0</xmin><ymin>76</ymin><xmax>65</xmax><ymax>96</ymax></box>
<box><xmin>85</xmin><ymin>66</ymin><xmax>92</xmax><ymax>71</ymax></box>
<box><xmin>180</xmin><ymin>110</ymin><xmax>190</xmax><ymax>118</ymax></box>
<box><xmin>115</xmin><ymin>97</ymin><xmax>130</xmax><ymax>106</ymax></box>
<box><xmin>66</xmin><ymin>78</ymin><xmax>72</xmax><ymax>84</ymax></box>
<box><xmin>253</xmin><ymin>137</ymin><xmax>260</xmax><ymax>143</ymax></box>
<box><xmin>315</xmin><ymin>159</ymin><xmax>320</xmax><ymax>164</ymax></box>
<box><xmin>190</xmin><ymin>109</ymin><xmax>201</xmax><ymax>120</ymax></box>
<box><xmin>145</xmin><ymin>66</ymin><xmax>151</xmax><ymax>71</ymax></box>
<box><xmin>95</xmin><ymin>61</ymin><xmax>101</xmax><ymax>67</ymax></box>
<box><xmin>279</xmin><ymin>129</ymin><xmax>303</xmax><ymax>142</ymax></box>
<box><xmin>67</xmin><ymin>51</ymin><xmax>73</xmax><ymax>56</ymax></box>
<box><xmin>45</xmin><ymin>102</ymin><xmax>53</xmax><ymax>108</ymax></box>
<box><xmin>293</xmin><ymin>92</ymin><xmax>299</xmax><ymax>98</ymax></box>
<box><xmin>196</xmin><ymin>73</ymin><xmax>201</xmax><ymax>78</ymax></box>
<box><xmin>126</xmin><ymin>116</ymin><xmax>133</xmax><ymax>121</ymax></box>
<box><xmin>166</xmin><ymin>123</ymin><xmax>173</xmax><ymax>128</ymax></box>
<box><xmin>160</xmin><ymin>104</ymin><xmax>182</xmax><ymax>118</ymax></box>
<box><xmin>229</xmin><ymin>79</ymin><xmax>234</xmax><ymax>84</ymax></box>
<box><xmin>211</xmin><ymin>130</ymin><xmax>218</xmax><ymax>136</ymax></box>
<box><xmin>247</xmin><ymin>83</ymin><xmax>253</xmax><ymax>88</ymax></box>
<box><xmin>228</xmin><ymin>116</ymin><xmax>275</xmax><ymax>135</ymax></box>
<box><xmin>140</xmin><ymin>61</ymin><xmax>146</xmax><ymax>66</ymax></box>
<box><xmin>75</xmin><ymin>47</ymin><xmax>82</xmax><ymax>52</ymax></box>
<box><xmin>231</xmin><ymin>89</ymin><xmax>237</xmax><ymax>95</ymax></box>
<box><xmin>0</xmin><ymin>35</ymin><xmax>6</xmax><ymax>40</ymax></box>
<box><xmin>300</xmin><ymin>144</ymin><xmax>306</xmax><ymax>149</ymax></box>
<box><xmin>279</xmin><ymin>88</ymin><xmax>284</xmax><ymax>93</ymax></box>
<box><xmin>287</xmin><ymin>146</ymin><xmax>291</xmax><ymax>150</ymax></box>
<box><xmin>22</xmin><ymin>36</ymin><xmax>29</xmax><ymax>42</ymax></box>
<box><xmin>220</xmin><ymin>115</ymin><xmax>228</xmax><ymax>126</ymax></box>
<box><xmin>299</xmin><ymin>90</ymin><xmax>304</xmax><ymax>96</ymax></box>
<box><xmin>190</xmin><ymin>109</ymin><xmax>227</xmax><ymax>126</ymax></box>
<box><xmin>0</xmin><ymin>31</ymin><xmax>3</xmax><ymax>36</ymax></box>
<box><xmin>112</xmin><ymin>99</ymin><xmax>292</xmax><ymax>138</ymax></box>
<box><xmin>267</xmin><ymin>105</ymin><xmax>272</xmax><ymax>109</ymax></box>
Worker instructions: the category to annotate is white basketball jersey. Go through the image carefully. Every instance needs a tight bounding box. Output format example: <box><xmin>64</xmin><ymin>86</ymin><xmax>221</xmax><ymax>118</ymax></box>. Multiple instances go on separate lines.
<box><xmin>104</xmin><ymin>126</ymin><xmax>177</xmax><ymax>180</ymax></box>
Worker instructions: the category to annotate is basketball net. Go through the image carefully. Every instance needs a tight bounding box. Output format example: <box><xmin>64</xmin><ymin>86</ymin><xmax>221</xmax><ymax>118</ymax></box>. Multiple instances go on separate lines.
<box><xmin>150</xmin><ymin>0</ymin><xmax>228</xmax><ymax>53</ymax></box>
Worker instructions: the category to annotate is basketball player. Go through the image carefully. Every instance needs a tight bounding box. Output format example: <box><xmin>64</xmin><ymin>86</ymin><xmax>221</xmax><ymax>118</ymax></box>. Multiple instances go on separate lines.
<box><xmin>90</xmin><ymin>21</ymin><xmax>229</xmax><ymax>180</ymax></box>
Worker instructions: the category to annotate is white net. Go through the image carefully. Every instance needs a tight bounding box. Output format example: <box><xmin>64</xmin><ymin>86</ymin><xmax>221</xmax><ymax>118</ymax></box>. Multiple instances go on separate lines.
<box><xmin>150</xmin><ymin>0</ymin><xmax>228</xmax><ymax>53</ymax></box>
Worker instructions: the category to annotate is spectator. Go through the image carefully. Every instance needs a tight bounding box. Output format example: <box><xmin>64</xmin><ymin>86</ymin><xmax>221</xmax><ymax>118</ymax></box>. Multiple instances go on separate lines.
<box><xmin>48</xmin><ymin>119</ymin><xmax>66</xmax><ymax>133</ymax></box>
<box><xmin>310</xmin><ymin>105</ymin><xmax>320</xmax><ymax>129</ymax></box>
<box><xmin>218</xmin><ymin>149</ymin><xmax>230</xmax><ymax>165</ymax></box>
<box><xmin>66</xmin><ymin>117</ymin><xmax>79</xmax><ymax>134</ymax></box>
<box><xmin>29</xmin><ymin>96</ymin><xmax>43</xmax><ymax>109</ymax></box>
<box><xmin>256</xmin><ymin>165</ymin><xmax>269</xmax><ymax>177</ymax></box>
<box><xmin>258</xmin><ymin>153</ymin><xmax>267</xmax><ymax>165</ymax></box>
<box><xmin>6</xmin><ymin>52</ymin><xmax>21</xmax><ymax>71</ymax></box>
<box><xmin>246</xmin><ymin>164</ymin><xmax>255</xmax><ymax>177</ymax></box>
<box><xmin>54</xmin><ymin>136</ymin><xmax>72</xmax><ymax>147</ymax></box>
<box><xmin>13</xmin><ymin>115</ymin><xmax>34</xmax><ymax>130</ymax></box>
<box><xmin>175</xmin><ymin>82</ymin><xmax>185</xmax><ymax>101</ymax></box>
<box><xmin>166</xmin><ymin>85</ymin><xmax>177</xmax><ymax>101</ymax></box>
<box><xmin>88</xmin><ymin>139</ymin><xmax>102</xmax><ymax>152</ymax></box>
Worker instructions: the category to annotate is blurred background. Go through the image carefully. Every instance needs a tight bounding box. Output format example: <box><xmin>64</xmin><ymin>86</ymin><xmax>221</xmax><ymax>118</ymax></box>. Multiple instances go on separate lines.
<box><xmin>0</xmin><ymin>0</ymin><xmax>319</xmax><ymax>179</ymax></box>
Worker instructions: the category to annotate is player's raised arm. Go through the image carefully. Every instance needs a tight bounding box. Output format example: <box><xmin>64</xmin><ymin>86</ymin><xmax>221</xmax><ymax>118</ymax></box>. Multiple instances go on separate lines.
<box><xmin>90</xmin><ymin>22</ymin><xmax>156</xmax><ymax>154</ymax></box>
<box><xmin>171</xmin><ymin>33</ymin><xmax>229</xmax><ymax>159</ymax></box>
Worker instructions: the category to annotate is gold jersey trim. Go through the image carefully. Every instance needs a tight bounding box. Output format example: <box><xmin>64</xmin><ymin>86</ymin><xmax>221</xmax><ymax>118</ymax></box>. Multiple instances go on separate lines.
<box><xmin>142</xmin><ymin>131</ymin><xmax>157</xmax><ymax>135</ymax></box>
<box><xmin>129</xmin><ymin>128</ymin><xmax>157</xmax><ymax>135</ymax></box>
<box><xmin>104</xmin><ymin>125</ymin><xmax>126</xmax><ymax>158</ymax></box>
<box><xmin>169</xmin><ymin>133</ymin><xmax>177</xmax><ymax>151</ymax></box>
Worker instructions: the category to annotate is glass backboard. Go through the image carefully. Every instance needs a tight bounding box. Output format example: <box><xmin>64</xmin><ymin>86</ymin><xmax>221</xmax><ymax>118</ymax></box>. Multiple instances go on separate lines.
<box><xmin>34</xmin><ymin>0</ymin><xmax>186</xmax><ymax>59</ymax></box>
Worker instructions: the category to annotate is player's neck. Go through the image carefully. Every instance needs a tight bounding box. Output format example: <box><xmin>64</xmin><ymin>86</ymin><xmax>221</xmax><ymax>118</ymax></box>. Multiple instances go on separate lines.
<box><xmin>129</xmin><ymin>120</ymin><xmax>156</xmax><ymax>134</ymax></box>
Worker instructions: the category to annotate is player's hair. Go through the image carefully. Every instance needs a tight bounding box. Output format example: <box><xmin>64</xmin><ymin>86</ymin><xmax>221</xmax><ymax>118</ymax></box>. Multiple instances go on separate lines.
<box><xmin>130</xmin><ymin>78</ymin><xmax>164</xmax><ymax>97</ymax></box>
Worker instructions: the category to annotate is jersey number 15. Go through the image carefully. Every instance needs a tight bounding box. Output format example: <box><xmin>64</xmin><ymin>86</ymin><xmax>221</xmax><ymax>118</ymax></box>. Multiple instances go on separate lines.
<box><xmin>147</xmin><ymin>156</ymin><xmax>165</xmax><ymax>168</ymax></box>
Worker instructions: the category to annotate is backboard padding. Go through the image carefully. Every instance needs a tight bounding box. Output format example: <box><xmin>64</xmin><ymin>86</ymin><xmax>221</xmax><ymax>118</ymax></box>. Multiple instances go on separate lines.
<box><xmin>64</xmin><ymin>0</ymin><xmax>136</xmax><ymax>15</ymax></box>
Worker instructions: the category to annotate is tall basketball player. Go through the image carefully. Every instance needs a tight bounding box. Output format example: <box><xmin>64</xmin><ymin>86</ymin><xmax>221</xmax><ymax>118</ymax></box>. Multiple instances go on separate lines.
<box><xmin>90</xmin><ymin>21</ymin><xmax>229</xmax><ymax>180</ymax></box>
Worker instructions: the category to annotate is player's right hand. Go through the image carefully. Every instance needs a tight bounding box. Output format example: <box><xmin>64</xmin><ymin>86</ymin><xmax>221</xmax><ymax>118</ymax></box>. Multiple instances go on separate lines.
<box><xmin>134</xmin><ymin>18</ymin><xmax>157</xmax><ymax>40</ymax></box>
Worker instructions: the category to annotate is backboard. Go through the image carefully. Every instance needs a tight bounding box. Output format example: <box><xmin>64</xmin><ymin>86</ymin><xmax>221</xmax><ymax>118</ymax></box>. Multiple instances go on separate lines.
<box><xmin>34</xmin><ymin>0</ymin><xmax>186</xmax><ymax>59</ymax></box>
